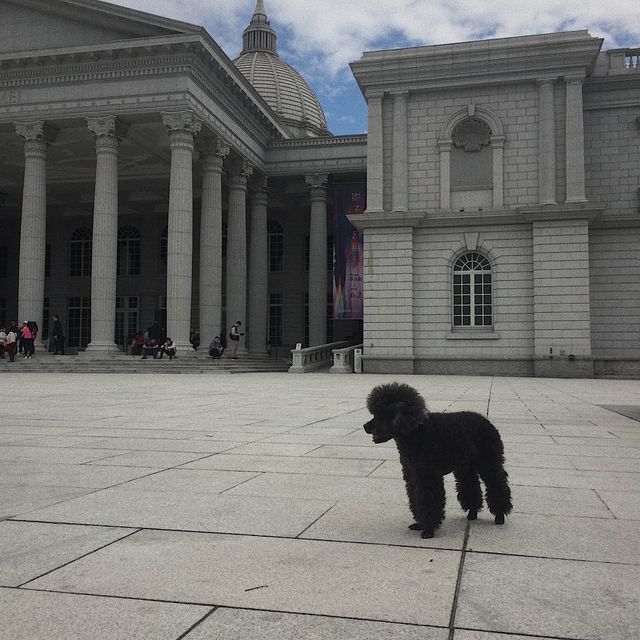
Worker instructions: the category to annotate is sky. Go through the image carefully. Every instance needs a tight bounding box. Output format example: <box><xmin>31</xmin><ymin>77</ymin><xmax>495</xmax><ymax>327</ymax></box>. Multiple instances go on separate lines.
<box><xmin>108</xmin><ymin>0</ymin><xmax>640</xmax><ymax>135</ymax></box>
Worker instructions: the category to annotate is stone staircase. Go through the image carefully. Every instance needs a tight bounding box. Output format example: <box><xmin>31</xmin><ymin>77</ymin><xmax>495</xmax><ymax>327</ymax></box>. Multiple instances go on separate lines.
<box><xmin>0</xmin><ymin>352</ymin><xmax>292</xmax><ymax>374</ymax></box>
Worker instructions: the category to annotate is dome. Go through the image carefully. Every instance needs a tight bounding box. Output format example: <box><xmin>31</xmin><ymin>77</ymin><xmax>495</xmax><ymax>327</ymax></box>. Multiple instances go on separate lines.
<box><xmin>234</xmin><ymin>1</ymin><xmax>329</xmax><ymax>138</ymax></box>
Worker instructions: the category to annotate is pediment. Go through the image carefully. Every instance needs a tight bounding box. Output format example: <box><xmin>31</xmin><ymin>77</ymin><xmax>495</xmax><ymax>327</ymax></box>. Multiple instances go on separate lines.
<box><xmin>1</xmin><ymin>0</ymin><xmax>200</xmax><ymax>55</ymax></box>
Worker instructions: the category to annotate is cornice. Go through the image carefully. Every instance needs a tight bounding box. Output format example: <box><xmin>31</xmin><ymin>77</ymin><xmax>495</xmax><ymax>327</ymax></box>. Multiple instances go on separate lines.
<box><xmin>350</xmin><ymin>31</ymin><xmax>603</xmax><ymax>95</ymax></box>
<box><xmin>269</xmin><ymin>134</ymin><xmax>367</xmax><ymax>149</ymax></box>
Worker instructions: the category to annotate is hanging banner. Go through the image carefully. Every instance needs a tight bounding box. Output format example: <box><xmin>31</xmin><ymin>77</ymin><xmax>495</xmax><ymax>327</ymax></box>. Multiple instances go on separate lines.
<box><xmin>332</xmin><ymin>183</ymin><xmax>366</xmax><ymax>320</ymax></box>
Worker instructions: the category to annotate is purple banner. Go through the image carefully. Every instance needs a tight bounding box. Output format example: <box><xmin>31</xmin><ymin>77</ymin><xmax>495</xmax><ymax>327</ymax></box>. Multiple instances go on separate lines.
<box><xmin>332</xmin><ymin>183</ymin><xmax>365</xmax><ymax>320</ymax></box>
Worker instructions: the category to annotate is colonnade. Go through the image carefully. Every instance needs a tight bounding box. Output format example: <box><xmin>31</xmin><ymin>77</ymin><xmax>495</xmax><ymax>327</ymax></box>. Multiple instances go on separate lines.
<box><xmin>13</xmin><ymin>110</ymin><xmax>330</xmax><ymax>355</ymax></box>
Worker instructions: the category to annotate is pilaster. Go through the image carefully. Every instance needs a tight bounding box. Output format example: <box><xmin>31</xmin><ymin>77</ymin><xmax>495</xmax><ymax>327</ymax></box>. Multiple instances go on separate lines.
<box><xmin>537</xmin><ymin>79</ymin><xmax>557</xmax><ymax>205</ymax></box>
<box><xmin>365</xmin><ymin>92</ymin><xmax>384</xmax><ymax>213</ymax></box>
<box><xmin>392</xmin><ymin>92</ymin><xmax>408</xmax><ymax>212</ymax></box>
<box><xmin>565</xmin><ymin>77</ymin><xmax>588</xmax><ymax>204</ymax></box>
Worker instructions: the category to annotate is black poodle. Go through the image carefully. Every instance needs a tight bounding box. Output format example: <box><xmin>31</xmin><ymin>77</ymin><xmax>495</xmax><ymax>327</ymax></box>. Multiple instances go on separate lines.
<box><xmin>364</xmin><ymin>382</ymin><xmax>512</xmax><ymax>538</ymax></box>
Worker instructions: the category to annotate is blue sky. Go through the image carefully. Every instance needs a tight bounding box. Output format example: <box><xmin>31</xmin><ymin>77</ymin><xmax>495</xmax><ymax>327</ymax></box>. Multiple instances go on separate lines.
<box><xmin>111</xmin><ymin>0</ymin><xmax>640</xmax><ymax>135</ymax></box>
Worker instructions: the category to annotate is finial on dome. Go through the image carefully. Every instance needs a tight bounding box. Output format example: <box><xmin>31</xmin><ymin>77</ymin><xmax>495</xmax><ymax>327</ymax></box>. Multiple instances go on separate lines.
<box><xmin>242</xmin><ymin>0</ymin><xmax>277</xmax><ymax>55</ymax></box>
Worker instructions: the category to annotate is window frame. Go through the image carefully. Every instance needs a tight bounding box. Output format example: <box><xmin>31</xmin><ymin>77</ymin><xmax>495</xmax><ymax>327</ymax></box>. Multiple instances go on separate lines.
<box><xmin>452</xmin><ymin>252</ymin><xmax>493</xmax><ymax>329</ymax></box>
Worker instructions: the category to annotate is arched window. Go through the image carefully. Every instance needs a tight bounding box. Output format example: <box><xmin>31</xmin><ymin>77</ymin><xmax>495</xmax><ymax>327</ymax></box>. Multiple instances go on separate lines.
<box><xmin>268</xmin><ymin>219</ymin><xmax>284</xmax><ymax>272</ymax></box>
<box><xmin>69</xmin><ymin>226</ymin><xmax>92</xmax><ymax>277</ymax></box>
<box><xmin>453</xmin><ymin>252</ymin><xmax>492</xmax><ymax>327</ymax></box>
<box><xmin>117</xmin><ymin>225</ymin><xmax>141</xmax><ymax>276</ymax></box>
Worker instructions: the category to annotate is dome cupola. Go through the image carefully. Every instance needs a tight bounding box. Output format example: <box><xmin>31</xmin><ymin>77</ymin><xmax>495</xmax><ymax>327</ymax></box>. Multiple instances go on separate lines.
<box><xmin>234</xmin><ymin>1</ymin><xmax>330</xmax><ymax>138</ymax></box>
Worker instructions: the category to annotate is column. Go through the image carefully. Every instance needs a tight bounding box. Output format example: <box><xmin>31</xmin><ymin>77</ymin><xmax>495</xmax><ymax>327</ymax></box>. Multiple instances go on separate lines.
<box><xmin>438</xmin><ymin>141</ymin><xmax>451</xmax><ymax>209</ymax></box>
<box><xmin>248</xmin><ymin>176</ymin><xmax>269</xmax><ymax>354</ymax></box>
<box><xmin>84</xmin><ymin>115</ymin><xmax>127</xmax><ymax>353</ymax></box>
<box><xmin>366</xmin><ymin>92</ymin><xmax>384</xmax><ymax>213</ymax></box>
<box><xmin>198</xmin><ymin>137</ymin><xmax>229</xmax><ymax>349</ymax></box>
<box><xmin>537</xmin><ymin>79</ymin><xmax>557</xmax><ymax>205</ymax></box>
<box><xmin>161</xmin><ymin>111</ymin><xmax>202</xmax><ymax>351</ymax></box>
<box><xmin>306</xmin><ymin>173</ymin><xmax>328</xmax><ymax>346</ymax></box>
<box><xmin>392</xmin><ymin>92</ymin><xmax>408</xmax><ymax>212</ymax></box>
<box><xmin>565</xmin><ymin>77</ymin><xmax>587</xmax><ymax>203</ymax></box>
<box><xmin>15</xmin><ymin>121</ymin><xmax>56</xmax><ymax>345</ymax></box>
<box><xmin>226</xmin><ymin>159</ymin><xmax>253</xmax><ymax>355</ymax></box>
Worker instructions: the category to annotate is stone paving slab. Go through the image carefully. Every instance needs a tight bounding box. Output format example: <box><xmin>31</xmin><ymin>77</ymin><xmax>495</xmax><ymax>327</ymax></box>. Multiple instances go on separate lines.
<box><xmin>1</xmin><ymin>373</ymin><xmax>639</xmax><ymax>639</ymax></box>
<box><xmin>27</xmin><ymin>530</ymin><xmax>460</xmax><ymax>626</ymax></box>
<box><xmin>184</xmin><ymin>607</ymin><xmax>447</xmax><ymax>639</ymax></box>
<box><xmin>0</xmin><ymin>588</ymin><xmax>210</xmax><ymax>640</ymax></box>
<box><xmin>23</xmin><ymin>488</ymin><xmax>335</xmax><ymax>536</ymax></box>
<box><xmin>456</xmin><ymin>552</ymin><xmax>640</xmax><ymax>640</ymax></box>
<box><xmin>0</xmin><ymin>521</ymin><xmax>134</xmax><ymax>587</ymax></box>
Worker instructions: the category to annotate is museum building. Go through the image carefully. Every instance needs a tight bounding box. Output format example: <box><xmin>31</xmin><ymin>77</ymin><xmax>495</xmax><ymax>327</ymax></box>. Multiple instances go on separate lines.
<box><xmin>0</xmin><ymin>0</ymin><xmax>638</xmax><ymax>377</ymax></box>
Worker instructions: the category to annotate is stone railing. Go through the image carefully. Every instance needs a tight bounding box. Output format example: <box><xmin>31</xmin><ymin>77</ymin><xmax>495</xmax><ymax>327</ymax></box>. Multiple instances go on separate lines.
<box><xmin>330</xmin><ymin>343</ymin><xmax>364</xmax><ymax>373</ymax></box>
<box><xmin>289</xmin><ymin>341</ymin><xmax>350</xmax><ymax>373</ymax></box>
<box><xmin>607</xmin><ymin>48</ymin><xmax>640</xmax><ymax>73</ymax></box>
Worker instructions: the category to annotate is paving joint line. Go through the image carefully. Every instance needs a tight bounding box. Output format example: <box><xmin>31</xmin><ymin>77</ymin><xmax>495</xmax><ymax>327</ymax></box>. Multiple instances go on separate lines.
<box><xmin>447</xmin><ymin>520</ymin><xmax>471</xmax><ymax>640</ymax></box>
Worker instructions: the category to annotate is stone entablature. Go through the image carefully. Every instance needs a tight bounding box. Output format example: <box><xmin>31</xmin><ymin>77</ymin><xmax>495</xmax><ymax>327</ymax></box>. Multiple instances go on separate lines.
<box><xmin>266</xmin><ymin>134</ymin><xmax>367</xmax><ymax>175</ymax></box>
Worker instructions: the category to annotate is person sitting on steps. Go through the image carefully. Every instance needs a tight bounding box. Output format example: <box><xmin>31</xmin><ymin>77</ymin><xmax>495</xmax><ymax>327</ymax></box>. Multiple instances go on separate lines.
<box><xmin>158</xmin><ymin>338</ymin><xmax>177</xmax><ymax>360</ymax></box>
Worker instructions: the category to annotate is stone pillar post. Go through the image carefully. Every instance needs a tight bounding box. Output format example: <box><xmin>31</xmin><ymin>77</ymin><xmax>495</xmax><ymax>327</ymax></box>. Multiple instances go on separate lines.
<box><xmin>366</xmin><ymin>92</ymin><xmax>384</xmax><ymax>213</ymax></box>
<box><xmin>161</xmin><ymin>111</ymin><xmax>201</xmax><ymax>351</ymax></box>
<box><xmin>248</xmin><ymin>176</ymin><xmax>269</xmax><ymax>354</ymax></box>
<box><xmin>198</xmin><ymin>137</ymin><xmax>229</xmax><ymax>349</ymax></box>
<box><xmin>15</xmin><ymin>121</ymin><xmax>56</xmax><ymax>345</ymax></box>
<box><xmin>392</xmin><ymin>92</ymin><xmax>408</xmax><ymax>212</ymax></box>
<box><xmin>84</xmin><ymin>116</ymin><xmax>127</xmax><ymax>353</ymax></box>
<box><xmin>491</xmin><ymin>135</ymin><xmax>505</xmax><ymax>208</ymax></box>
<box><xmin>438</xmin><ymin>141</ymin><xmax>452</xmax><ymax>209</ymax></box>
<box><xmin>306</xmin><ymin>173</ymin><xmax>329</xmax><ymax>346</ymax></box>
<box><xmin>226</xmin><ymin>159</ymin><xmax>253</xmax><ymax>355</ymax></box>
<box><xmin>565</xmin><ymin>77</ymin><xmax>587</xmax><ymax>203</ymax></box>
<box><xmin>537</xmin><ymin>79</ymin><xmax>557</xmax><ymax>205</ymax></box>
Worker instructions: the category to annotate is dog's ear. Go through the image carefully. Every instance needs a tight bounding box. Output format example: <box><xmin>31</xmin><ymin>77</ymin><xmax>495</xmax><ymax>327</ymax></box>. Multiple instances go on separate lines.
<box><xmin>391</xmin><ymin>402</ymin><xmax>421</xmax><ymax>434</ymax></box>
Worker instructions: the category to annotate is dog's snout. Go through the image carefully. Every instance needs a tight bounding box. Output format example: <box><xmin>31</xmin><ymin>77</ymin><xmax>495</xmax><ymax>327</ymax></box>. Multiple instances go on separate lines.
<box><xmin>363</xmin><ymin>419</ymin><xmax>374</xmax><ymax>434</ymax></box>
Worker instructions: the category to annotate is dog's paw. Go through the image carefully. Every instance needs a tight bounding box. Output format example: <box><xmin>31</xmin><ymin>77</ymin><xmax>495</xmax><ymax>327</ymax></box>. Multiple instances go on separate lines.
<box><xmin>408</xmin><ymin>522</ymin><xmax>422</xmax><ymax>531</ymax></box>
<box><xmin>494</xmin><ymin>513</ymin><xmax>505</xmax><ymax>525</ymax></box>
<box><xmin>467</xmin><ymin>509</ymin><xmax>478</xmax><ymax>521</ymax></box>
<box><xmin>421</xmin><ymin>529</ymin><xmax>435</xmax><ymax>539</ymax></box>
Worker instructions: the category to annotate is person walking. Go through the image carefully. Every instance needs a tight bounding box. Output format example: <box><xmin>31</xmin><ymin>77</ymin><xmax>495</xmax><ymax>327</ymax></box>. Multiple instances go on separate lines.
<box><xmin>20</xmin><ymin>321</ymin><xmax>34</xmax><ymax>359</ymax></box>
<box><xmin>229</xmin><ymin>321</ymin><xmax>243</xmax><ymax>359</ymax></box>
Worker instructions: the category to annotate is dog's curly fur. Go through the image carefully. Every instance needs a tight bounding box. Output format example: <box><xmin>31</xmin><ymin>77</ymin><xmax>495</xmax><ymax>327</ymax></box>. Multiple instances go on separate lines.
<box><xmin>364</xmin><ymin>382</ymin><xmax>512</xmax><ymax>538</ymax></box>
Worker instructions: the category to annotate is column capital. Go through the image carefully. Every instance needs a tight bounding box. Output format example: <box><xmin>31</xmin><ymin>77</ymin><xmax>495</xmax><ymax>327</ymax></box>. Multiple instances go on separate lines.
<box><xmin>161</xmin><ymin>110</ymin><xmax>202</xmax><ymax>136</ymax></box>
<box><xmin>199</xmin><ymin>137</ymin><xmax>231</xmax><ymax>172</ymax></box>
<box><xmin>15</xmin><ymin>120</ymin><xmax>58</xmax><ymax>146</ymax></box>
<box><xmin>305</xmin><ymin>173</ymin><xmax>328</xmax><ymax>192</ymax></box>
<box><xmin>564</xmin><ymin>75</ymin><xmax>585</xmax><ymax>86</ymax></box>
<box><xmin>365</xmin><ymin>90</ymin><xmax>385</xmax><ymax>102</ymax></box>
<box><xmin>536</xmin><ymin>77</ymin><xmax>558</xmax><ymax>87</ymax></box>
<box><xmin>250</xmin><ymin>175</ymin><xmax>269</xmax><ymax>205</ymax></box>
<box><xmin>86</xmin><ymin>115</ymin><xmax>129</xmax><ymax>140</ymax></box>
<box><xmin>228</xmin><ymin>158</ymin><xmax>253</xmax><ymax>189</ymax></box>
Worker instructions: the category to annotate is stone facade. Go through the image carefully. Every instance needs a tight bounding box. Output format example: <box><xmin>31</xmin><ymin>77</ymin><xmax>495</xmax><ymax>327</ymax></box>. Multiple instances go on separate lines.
<box><xmin>0</xmin><ymin>0</ymin><xmax>638</xmax><ymax>377</ymax></box>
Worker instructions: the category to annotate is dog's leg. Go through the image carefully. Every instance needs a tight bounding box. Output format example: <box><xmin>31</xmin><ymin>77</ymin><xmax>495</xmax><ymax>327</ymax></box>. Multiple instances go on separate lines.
<box><xmin>413</xmin><ymin>473</ymin><xmax>446</xmax><ymax>538</ymax></box>
<box><xmin>479</xmin><ymin>461</ymin><xmax>512</xmax><ymax>524</ymax></box>
<box><xmin>402</xmin><ymin>464</ymin><xmax>423</xmax><ymax>531</ymax></box>
<box><xmin>454</xmin><ymin>466</ymin><xmax>483</xmax><ymax>521</ymax></box>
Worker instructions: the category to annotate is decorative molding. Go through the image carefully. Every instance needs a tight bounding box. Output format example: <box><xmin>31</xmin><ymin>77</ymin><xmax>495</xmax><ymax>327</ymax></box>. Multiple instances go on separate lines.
<box><xmin>451</xmin><ymin>117</ymin><xmax>492</xmax><ymax>152</ymax></box>
<box><xmin>305</xmin><ymin>173</ymin><xmax>328</xmax><ymax>191</ymax></box>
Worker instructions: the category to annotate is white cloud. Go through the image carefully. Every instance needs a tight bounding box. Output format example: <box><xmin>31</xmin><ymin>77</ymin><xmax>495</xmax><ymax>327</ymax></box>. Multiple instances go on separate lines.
<box><xmin>110</xmin><ymin>0</ymin><xmax>640</xmax><ymax>78</ymax></box>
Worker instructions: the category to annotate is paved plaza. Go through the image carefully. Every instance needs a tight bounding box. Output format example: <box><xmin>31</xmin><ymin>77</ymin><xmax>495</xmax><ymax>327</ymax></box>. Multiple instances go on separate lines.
<box><xmin>1</xmin><ymin>372</ymin><xmax>639</xmax><ymax>639</ymax></box>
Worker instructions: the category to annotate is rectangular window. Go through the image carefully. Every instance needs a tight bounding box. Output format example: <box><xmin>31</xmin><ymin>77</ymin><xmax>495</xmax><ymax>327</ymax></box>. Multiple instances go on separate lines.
<box><xmin>453</xmin><ymin>273</ymin><xmax>492</xmax><ymax>327</ymax></box>
<box><xmin>67</xmin><ymin>296</ymin><xmax>91</xmax><ymax>348</ymax></box>
<box><xmin>117</xmin><ymin>239</ymin><xmax>141</xmax><ymax>276</ymax></box>
<box><xmin>269</xmin><ymin>293</ymin><xmax>283</xmax><ymax>346</ymax></box>
<box><xmin>69</xmin><ymin>242</ymin><xmax>91</xmax><ymax>277</ymax></box>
